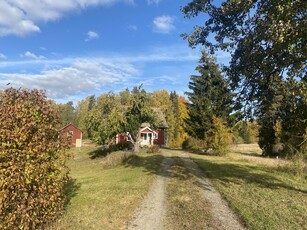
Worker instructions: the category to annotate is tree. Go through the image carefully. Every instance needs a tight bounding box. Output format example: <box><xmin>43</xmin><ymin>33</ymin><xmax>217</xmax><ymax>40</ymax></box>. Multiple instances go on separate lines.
<box><xmin>182</xmin><ymin>0</ymin><xmax>306</xmax><ymax>156</ymax></box>
<box><xmin>0</xmin><ymin>88</ymin><xmax>70</xmax><ymax>229</ymax></box>
<box><xmin>75</xmin><ymin>95</ymin><xmax>95</xmax><ymax>138</ymax></box>
<box><xmin>87</xmin><ymin>92</ymin><xmax>125</xmax><ymax>145</ymax></box>
<box><xmin>185</xmin><ymin>50</ymin><xmax>234</xmax><ymax>142</ymax></box>
<box><xmin>124</xmin><ymin>86</ymin><xmax>156</xmax><ymax>152</ymax></box>
<box><xmin>57</xmin><ymin>101</ymin><xmax>77</xmax><ymax>126</ymax></box>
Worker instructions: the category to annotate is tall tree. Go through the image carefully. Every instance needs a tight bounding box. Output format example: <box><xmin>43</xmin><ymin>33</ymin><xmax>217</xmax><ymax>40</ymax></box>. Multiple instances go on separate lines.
<box><xmin>185</xmin><ymin>50</ymin><xmax>234</xmax><ymax>141</ymax></box>
<box><xmin>124</xmin><ymin>86</ymin><xmax>156</xmax><ymax>152</ymax></box>
<box><xmin>182</xmin><ymin>0</ymin><xmax>307</xmax><ymax>156</ymax></box>
<box><xmin>57</xmin><ymin>101</ymin><xmax>76</xmax><ymax>126</ymax></box>
<box><xmin>87</xmin><ymin>92</ymin><xmax>125</xmax><ymax>145</ymax></box>
<box><xmin>75</xmin><ymin>95</ymin><xmax>95</xmax><ymax>138</ymax></box>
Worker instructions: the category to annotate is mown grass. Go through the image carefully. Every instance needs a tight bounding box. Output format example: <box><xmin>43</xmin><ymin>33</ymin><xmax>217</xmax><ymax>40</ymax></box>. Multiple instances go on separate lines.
<box><xmin>190</xmin><ymin>144</ymin><xmax>307</xmax><ymax>230</ymax></box>
<box><xmin>59</xmin><ymin>146</ymin><xmax>163</xmax><ymax>229</ymax></box>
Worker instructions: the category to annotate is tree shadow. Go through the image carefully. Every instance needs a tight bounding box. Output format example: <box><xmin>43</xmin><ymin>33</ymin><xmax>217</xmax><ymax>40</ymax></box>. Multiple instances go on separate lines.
<box><xmin>63</xmin><ymin>178</ymin><xmax>81</xmax><ymax>209</ymax></box>
<box><xmin>191</xmin><ymin>157</ymin><xmax>307</xmax><ymax>195</ymax></box>
<box><xmin>123</xmin><ymin>149</ymin><xmax>307</xmax><ymax>195</ymax></box>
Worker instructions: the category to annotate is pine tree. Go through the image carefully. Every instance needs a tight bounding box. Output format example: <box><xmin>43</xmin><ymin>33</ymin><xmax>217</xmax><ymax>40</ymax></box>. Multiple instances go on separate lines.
<box><xmin>185</xmin><ymin>50</ymin><xmax>234</xmax><ymax>141</ymax></box>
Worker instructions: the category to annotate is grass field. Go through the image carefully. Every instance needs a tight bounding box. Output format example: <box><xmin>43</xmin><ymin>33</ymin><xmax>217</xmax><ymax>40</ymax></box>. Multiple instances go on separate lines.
<box><xmin>190</xmin><ymin>144</ymin><xmax>307</xmax><ymax>230</ymax></box>
<box><xmin>59</xmin><ymin>146</ymin><xmax>163</xmax><ymax>230</ymax></box>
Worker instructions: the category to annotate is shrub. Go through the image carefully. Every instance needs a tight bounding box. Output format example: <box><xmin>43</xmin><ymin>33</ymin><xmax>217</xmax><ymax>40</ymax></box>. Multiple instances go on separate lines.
<box><xmin>182</xmin><ymin>137</ymin><xmax>207</xmax><ymax>151</ymax></box>
<box><xmin>0</xmin><ymin>88</ymin><xmax>70</xmax><ymax>229</ymax></box>
<box><xmin>147</xmin><ymin>145</ymin><xmax>161</xmax><ymax>153</ymax></box>
<box><xmin>207</xmin><ymin>116</ymin><xmax>233</xmax><ymax>156</ymax></box>
<box><xmin>103</xmin><ymin>151</ymin><xmax>136</xmax><ymax>168</ymax></box>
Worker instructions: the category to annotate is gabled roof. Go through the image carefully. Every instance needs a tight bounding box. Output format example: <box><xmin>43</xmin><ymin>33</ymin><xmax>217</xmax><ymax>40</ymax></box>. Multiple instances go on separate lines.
<box><xmin>59</xmin><ymin>123</ymin><xmax>82</xmax><ymax>132</ymax></box>
<box><xmin>152</xmin><ymin>107</ymin><xmax>168</xmax><ymax>128</ymax></box>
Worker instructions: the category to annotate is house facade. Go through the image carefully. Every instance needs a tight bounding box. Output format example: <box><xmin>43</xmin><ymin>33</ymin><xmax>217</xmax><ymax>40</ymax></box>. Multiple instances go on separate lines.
<box><xmin>59</xmin><ymin>123</ymin><xmax>82</xmax><ymax>147</ymax></box>
<box><xmin>115</xmin><ymin>125</ymin><xmax>167</xmax><ymax>147</ymax></box>
<box><xmin>115</xmin><ymin>108</ymin><xmax>168</xmax><ymax>147</ymax></box>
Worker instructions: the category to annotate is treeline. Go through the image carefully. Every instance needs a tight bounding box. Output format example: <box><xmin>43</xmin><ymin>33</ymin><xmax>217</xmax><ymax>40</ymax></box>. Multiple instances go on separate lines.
<box><xmin>56</xmin><ymin>85</ymin><xmax>258</xmax><ymax>151</ymax></box>
<box><xmin>56</xmin><ymin>89</ymin><xmax>189</xmax><ymax>148</ymax></box>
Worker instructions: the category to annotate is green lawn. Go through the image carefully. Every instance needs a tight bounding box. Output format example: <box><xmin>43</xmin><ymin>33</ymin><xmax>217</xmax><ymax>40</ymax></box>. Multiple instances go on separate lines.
<box><xmin>59</xmin><ymin>146</ymin><xmax>163</xmax><ymax>230</ymax></box>
<box><xmin>190</xmin><ymin>145</ymin><xmax>307</xmax><ymax>230</ymax></box>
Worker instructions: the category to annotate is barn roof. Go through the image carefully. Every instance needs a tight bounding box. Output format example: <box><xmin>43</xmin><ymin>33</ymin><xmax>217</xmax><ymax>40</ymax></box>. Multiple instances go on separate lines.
<box><xmin>59</xmin><ymin>123</ymin><xmax>82</xmax><ymax>132</ymax></box>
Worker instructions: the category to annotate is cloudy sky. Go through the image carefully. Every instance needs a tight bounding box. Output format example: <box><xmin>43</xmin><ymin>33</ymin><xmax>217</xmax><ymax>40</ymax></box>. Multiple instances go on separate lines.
<box><xmin>0</xmin><ymin>0</ymin><xmax>229</xmax><ymax>104</ymax></box>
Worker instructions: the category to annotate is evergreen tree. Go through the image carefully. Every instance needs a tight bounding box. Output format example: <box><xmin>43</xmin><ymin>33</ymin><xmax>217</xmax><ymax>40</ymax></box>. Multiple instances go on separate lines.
<box><xmin>124</xmin><ymin>86</ymin><xmax>156</xmax><ymax>152</ymax></box>
<box><xmin>185</xmin><ymin>50</ymin><xmax>234</xmax><ymax>141</ymax></box>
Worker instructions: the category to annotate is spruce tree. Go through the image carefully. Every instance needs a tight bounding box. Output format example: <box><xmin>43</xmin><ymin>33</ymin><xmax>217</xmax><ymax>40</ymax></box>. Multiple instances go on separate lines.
<box><xmin>185</xmin><ymin>50</ymin><xmax>234</xmax><ymax>141</ymax></box>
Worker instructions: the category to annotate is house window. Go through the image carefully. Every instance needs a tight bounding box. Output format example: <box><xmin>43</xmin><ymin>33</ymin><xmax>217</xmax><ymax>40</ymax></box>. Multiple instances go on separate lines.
<box><xmin>153</xmin><ymin>132</ymin><xmax>158</xmax><ymax>139</ymax></box>
<box><xmin>67</xmin><ymin>131</ymin><xmax>73</xmax><ymax>137</ymax></box>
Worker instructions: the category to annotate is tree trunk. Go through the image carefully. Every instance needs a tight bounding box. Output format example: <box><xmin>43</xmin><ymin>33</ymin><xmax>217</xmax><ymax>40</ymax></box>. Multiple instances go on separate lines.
<box><xmin>134</xmin><ymin>141</ymin><xmax>140</xmax><ymax>153</ymax></box>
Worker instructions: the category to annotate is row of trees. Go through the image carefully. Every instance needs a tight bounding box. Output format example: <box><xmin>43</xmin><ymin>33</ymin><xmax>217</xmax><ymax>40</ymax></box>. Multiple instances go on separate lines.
<box><xmin>56</xmin><ymin>87</ymin><xmax>190</xmax><ymax>150</ymax></box>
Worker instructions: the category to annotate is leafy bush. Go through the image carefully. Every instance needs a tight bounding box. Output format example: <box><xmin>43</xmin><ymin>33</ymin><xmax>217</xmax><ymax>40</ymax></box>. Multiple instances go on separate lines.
<box><xmin>207</xmin><ymin>116</ymin><xmax>233</xmax><ymax>156</ymax></box>
<box><xmin>147</xmin><ymin>145</ymin><xmax>161</xmax><ymax>153</ymax></box>
<box><xmin>0</xmin><ymin>88</ymin><xmax>70</xmax><ymax>229</ymax></box>
<box><xmin>182</xmin><ymin>137</ymin><xmax>207</xmax><ymax>151</ymax></box>
<box><xmin>103</xmin><ymin>151</ymin><xmax>136</xmax><ymax>168</ymax></box>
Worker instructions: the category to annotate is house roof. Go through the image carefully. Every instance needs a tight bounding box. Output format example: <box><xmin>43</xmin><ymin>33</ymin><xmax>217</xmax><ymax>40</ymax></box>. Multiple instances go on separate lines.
<box><xmin>153</xmin><ymin>107</ymin><xmax>168</xmax><ymax>128</ymax></box>
<box><xmin>59</xmin><ymin>123</ymin><xmax>82</xmax><ymax>132</ymax></box>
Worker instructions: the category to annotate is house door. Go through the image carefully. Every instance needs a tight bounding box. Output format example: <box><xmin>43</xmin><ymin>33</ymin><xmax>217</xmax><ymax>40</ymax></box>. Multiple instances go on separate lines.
<box><xmin>141</xmin><ymin>133</ymin><xmax>152</xmax><ymax>145</ymax></box>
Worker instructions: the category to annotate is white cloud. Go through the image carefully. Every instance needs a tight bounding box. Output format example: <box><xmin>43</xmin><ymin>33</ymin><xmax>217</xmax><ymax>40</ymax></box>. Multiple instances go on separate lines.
<box><xmin>0</xmin><ymin>0</ymin><xmax>133</xmax><ymax>36</ymax></box>
<box><xmin>85</xmin><ymin>30</ymin><xmax>99</xmax><ymax>41</ymax></box>
<box><xmin>147</xmin><ymin>0</ymin><xmax>160</xmax><ymax>5</ymax></box>
<box><xmin>0</xmin><ymin>53</ymin><xmax>7</xmax><ymax>59</ymax></box>
<box><xmin>153</xmin><ymin>15</ymin><xmax>175</xmax><ymax>34</ymax></box>
<box><xmin>0</xmin><ymin>58</ymin><xmax>140</xmax><ymax>99</ymax></box>
<box><xmin>128</xmin><ymin>25</ymin><xmax>137</xmax><ymax>31</ymax></box>
<box><xmin>0</xmin><ymin>45</ymin><xmax>200</xmax><ymax>101</ymax></box>
<box><xmin>21</xmin><ymin>51</ymin><xmax>46</xmax><ymax>60</ymax></box>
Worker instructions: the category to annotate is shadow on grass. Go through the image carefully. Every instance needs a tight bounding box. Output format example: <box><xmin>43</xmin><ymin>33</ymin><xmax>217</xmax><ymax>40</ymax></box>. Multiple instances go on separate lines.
<box><xmin>88</xmin><ymin>148</ymin><xmax>109</xmax><ymax>159</ymax></box>
<box><xmin>123</xmin><ymin>149</ymin><xmax>307</xmax><ymax>195</ymax></box>
<box><xmin>192</xmin><ymin>157</ymin><xmax>307</xmax><ymax>194</ymax></box>
<box><xmin>63</xmin><ymin>178</ymin><xmax>81</xmax><ymax>209</ymax></box>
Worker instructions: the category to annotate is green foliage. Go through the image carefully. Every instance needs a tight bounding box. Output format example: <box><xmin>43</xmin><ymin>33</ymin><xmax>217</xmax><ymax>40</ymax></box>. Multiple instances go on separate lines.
<box><xmin>124</xmin><ymin>86</ymin><xmax>156</xmax><ymax>152</ymax></box>
<box><xmin>233</xmin><ymin>121</ymin><xmax>259</xmax><ymax>144</ymax></box>
<box><xmin>87</xmin><ymin>92</ymin><xmax>125</xmax><ymax>145</ymax></box>
<box><xmin>75</xmin><ymin>95</ymin><xmax>96</xmax><ymax>139</ymax></box>
<box><xmin>182</xmin><ymin>137</ymin><xmax>207</xmax><ymax>151</ymax></box>
<box><xmin>185</xmin><ymin>50</ymin><xmax>234</xmax><ymax>140</ymax></box>
<box><xmin>182</xmin><ymin>0</ymin><xmax>306</xmax><ymax>157</ymax></box>
<box><xmin>0</xmin><ymin>88</ymin><xmax>70</xmax><ymax>229</ymax></box>
<box><xmin>207</xmin><ymin>116</ymin><xmax>233</xmax><ymax>156</ymax></box>
<box><xmin>57</xmin><ymin>101</ymin><xmax>77</xmax><ymax>126</ymax></box>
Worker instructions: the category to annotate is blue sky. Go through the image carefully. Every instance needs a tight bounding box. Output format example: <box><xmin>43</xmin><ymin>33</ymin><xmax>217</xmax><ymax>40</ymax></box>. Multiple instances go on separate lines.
<box><xmin>0</xmin><ymin>0</ymin><xmax>230</xmax><ymax>104</ymax></box>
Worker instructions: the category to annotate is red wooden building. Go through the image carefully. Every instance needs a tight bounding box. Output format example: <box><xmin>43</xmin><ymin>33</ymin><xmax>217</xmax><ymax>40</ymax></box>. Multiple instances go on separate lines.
<box><xmin>115</xmin><ymin>108</ymin><xmax>168</xmax><ymax>147</ymax></box>
<box><xmin>59</xmin><ymin>124</ymin><xmax>82</xmax><ymax>147</ymax></box>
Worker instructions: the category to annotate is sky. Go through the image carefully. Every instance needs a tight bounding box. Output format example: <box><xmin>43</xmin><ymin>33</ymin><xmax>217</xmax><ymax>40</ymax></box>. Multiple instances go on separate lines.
<box><xmin>0</xmin><ymin>0</ymin><xmax>230</xmax><ymax>104</ymax></box>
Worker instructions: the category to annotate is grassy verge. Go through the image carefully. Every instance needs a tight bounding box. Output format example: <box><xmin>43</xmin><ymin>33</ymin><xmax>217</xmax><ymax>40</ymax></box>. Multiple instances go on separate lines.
<box><xmin>166</xmin><ymin>155</ymin><xmax>217</xmax><ymax>229</ymax></box>
<box><xmin>59</xmin><ymin>146</ymin><xmax>163</xmax><ymax>230</ymax></box>
<box><xmin>190</xmin><ymin>145</ymin><xmax>307</xmax><ymax>230</ymax></box>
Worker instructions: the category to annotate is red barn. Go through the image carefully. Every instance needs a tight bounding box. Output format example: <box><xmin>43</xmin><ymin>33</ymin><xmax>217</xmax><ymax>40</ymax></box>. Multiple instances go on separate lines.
<box><xmin>59</xmin><ymin>124</ymin><xmax>82</xmax><ymax>147</ymax></box>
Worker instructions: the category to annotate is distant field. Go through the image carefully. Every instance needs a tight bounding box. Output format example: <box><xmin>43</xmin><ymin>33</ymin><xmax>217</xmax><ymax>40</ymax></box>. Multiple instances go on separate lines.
<box><xmin>59</xmin><ymin>146</ymin><xmax>163</xmax><ymax>229</ymax></box>
<box><xmin>190</xmin><ymin>144</ymin><xmax>307</xmax><ymax>230</ymax></box>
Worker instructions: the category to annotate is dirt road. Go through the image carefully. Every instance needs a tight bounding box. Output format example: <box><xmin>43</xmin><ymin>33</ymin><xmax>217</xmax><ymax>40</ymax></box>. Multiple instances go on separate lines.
<box><xmin>128</xmin><ymin>149</ymin><xmax>245</xmax><ymax>230</ymax></box>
